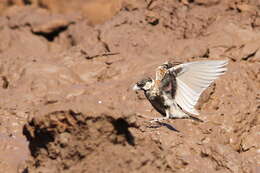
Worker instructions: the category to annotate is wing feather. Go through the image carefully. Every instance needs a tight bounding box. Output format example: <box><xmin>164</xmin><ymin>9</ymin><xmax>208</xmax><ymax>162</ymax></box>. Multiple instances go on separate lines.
<box><xmin>170</xmin><ymin>60</ymin><xmax>228</xmax><ymax>115</ymax></box>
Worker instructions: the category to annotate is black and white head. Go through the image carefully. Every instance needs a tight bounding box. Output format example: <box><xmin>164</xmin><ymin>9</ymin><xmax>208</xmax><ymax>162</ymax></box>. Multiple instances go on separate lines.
<box><xmin>160</xmin><ymin>62</ymin><xmax>174</xmax><ymax>69</ymax></box>
<box><xmin>133</xmin><ymin>77</ymin><xmax>154</xmax><ymax>92</ymax></box>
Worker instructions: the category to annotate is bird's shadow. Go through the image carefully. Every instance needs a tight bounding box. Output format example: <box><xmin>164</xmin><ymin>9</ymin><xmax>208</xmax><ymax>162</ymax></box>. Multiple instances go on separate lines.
<box><xmin>148</xmin><ymin>121</ymin><xmax>180</xmax><ymax>132</ymax></box>
<box><xmin>147</xmin><ymin>115</ymin><xmax>204</xmax><ymax>132</ymax></box>
<box><xmin>188</xmin><ymin>115</ymin><xmax>204</xmax><ymax>123</ymax></box>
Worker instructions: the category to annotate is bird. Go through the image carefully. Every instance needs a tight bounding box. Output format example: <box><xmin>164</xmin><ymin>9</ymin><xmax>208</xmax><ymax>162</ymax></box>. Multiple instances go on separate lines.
<box><xmin>133</xmin><ymin>60</ymin><xmax>228</xmax><ymax>122</ymax></box>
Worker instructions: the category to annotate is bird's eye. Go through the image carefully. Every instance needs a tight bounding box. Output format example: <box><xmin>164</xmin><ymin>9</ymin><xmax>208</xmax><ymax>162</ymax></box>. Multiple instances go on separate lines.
<box><xmin>137</xmin><ymin>82</ymin><xmax>144</xmax><ymax>87</ymax></box>
<box><xmin>162</xmin><ymin>64</ymin><xmax>168</xmax><ymax>68</ymax></box>
<box><xmin>162</xmin><ymin>63</ymin><xmax>172</xmax><ymax>69</ymax></box>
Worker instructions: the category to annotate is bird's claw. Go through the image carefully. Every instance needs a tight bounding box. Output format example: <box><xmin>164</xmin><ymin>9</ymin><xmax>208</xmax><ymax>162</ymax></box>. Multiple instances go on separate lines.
<box><xmin>150</xmin><ymin>117</ymin><xmax>168</xmax><ymax>123</ymax></box>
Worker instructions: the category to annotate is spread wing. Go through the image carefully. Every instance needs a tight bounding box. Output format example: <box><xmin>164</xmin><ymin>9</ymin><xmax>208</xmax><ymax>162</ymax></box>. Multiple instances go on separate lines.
<box><xmin>169</xmin><ymin>60</ymin><xmax>228</xmax><ymax>115</ymax></box>
<box><xmin>159</xmin><ymin>71</ymin><xmax>177</xmax><ymax>97</ymax></box>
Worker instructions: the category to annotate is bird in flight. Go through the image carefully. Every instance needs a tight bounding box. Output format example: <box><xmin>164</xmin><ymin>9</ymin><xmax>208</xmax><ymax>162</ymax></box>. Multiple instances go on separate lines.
<box><xmin>133</xmin><ymin>60</ymin><xmax>228</xmax><ymax>122</ymax></box>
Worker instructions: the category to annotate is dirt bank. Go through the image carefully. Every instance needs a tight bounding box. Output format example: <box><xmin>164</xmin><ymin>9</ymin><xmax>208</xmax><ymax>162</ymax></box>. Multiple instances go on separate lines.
<box><xmin>0</xmin><ymin>0</ymin><xmax>259</xmax><ymax>172</ymax></box>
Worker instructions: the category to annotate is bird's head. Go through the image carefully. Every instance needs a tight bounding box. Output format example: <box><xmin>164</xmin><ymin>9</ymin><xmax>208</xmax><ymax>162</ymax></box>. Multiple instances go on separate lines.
<box><xmin>160</xmin><ymin>62</ymin><xmax>174</xmax><ymax>69</ymax></box>
<box><xmin>133</xmin><ymin>77</ymin><xmax>154</xmax><ymax>92</ymax></box>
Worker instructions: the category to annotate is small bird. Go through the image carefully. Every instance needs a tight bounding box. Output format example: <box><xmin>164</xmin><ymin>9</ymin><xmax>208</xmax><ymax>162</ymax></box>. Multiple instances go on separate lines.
<box><xmin>133</xmin><ymin>60</ymin><xmax>228</xmax><ymax>122</ymax></box>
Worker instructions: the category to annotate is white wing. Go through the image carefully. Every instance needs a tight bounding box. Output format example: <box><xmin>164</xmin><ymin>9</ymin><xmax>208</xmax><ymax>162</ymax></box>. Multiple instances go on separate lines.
<box><xmin>170</xmin><ymin>60</ymin><xmax>228</xmax><ymax>115</ymax></box>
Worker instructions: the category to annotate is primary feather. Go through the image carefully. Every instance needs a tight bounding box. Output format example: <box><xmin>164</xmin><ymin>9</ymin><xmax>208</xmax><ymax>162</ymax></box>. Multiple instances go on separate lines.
<box><xmin>170</xmin><ymin>60</ymin><xmax>228</xmax><ymax>115</ymax></box>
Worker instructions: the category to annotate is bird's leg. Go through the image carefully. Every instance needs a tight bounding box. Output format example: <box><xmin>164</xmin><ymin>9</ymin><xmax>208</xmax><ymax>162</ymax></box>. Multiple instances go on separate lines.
<box><xmin>150</xmin><ymin>109</ymin><xmax>170</xmax><ymax>123</ymax></box>
<box><xmin>150</xmin><ymin>117</ymin><xmax>168</xmax><ymax>123</ymax></box>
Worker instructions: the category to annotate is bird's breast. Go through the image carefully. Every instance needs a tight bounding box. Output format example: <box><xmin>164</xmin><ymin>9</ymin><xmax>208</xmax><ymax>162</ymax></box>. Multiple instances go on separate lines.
<box><xmin>145</xmin><ymin>91</ymin><xmax>167</xmax><ymax>116</ymax></box>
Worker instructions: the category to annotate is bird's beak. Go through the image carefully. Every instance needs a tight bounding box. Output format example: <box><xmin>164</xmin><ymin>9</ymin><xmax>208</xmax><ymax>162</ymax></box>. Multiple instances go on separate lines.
<box><xmin>133</xmin><ymin>84</ymin><xmax>141</xmax><ymax>91</ymax></box>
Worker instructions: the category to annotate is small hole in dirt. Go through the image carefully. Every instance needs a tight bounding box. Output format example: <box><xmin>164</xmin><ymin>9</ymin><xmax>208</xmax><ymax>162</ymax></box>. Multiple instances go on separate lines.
<box><xmin>22</xmin><ymin>168</ymin><xmax>29</xmax><ymax>173</ymax></box>
<box><xmin>23</xmin><ymin>0</ymin><xmax>32</xmax><ymax>5</ymax></box>
<box><xmin>7</xmin><ymin>1</ymin><xmax>14</xmax><ymax>6</ymax></box>
<box><xmin>38</xmin><ymin>1</ymin><xmax>48</xmax><ymax>9</ymax></box>
<box><xmin>200</xmin><ymin>152</ymin><xmax>208</xmax><ymax>158</ymax></box>
<box><xmin>33</xmin><ymin>26</ymin><xmax>68</xmax><ymax>42</ymax></box>
<box><xmin>2</xmin><ymin>76</ymin><xmax>9</xmax><ymax>89</ymax></box>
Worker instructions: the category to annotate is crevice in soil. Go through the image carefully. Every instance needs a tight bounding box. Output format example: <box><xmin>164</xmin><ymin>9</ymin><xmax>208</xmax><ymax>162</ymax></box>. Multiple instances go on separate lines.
<box><xmin>32</xmin><ymin>26</ymin><xmax>68</xmax><ymax>42</ymax></box>
<box><xmin>23</xmin><ymin>0</ymin><xmax>32</xmax><ymax>5</ymax></box>
<box><xmin>97</xmin><ymin>29</ymin><xmax>111</xmax><ymax>52</ymax></box>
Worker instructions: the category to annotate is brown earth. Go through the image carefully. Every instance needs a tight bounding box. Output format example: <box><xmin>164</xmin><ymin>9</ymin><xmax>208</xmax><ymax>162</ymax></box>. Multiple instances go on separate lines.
<box><xmin>0</xmin><ymin>0</ymin><xmax>259</xmax><ymax>173</ymax></box>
